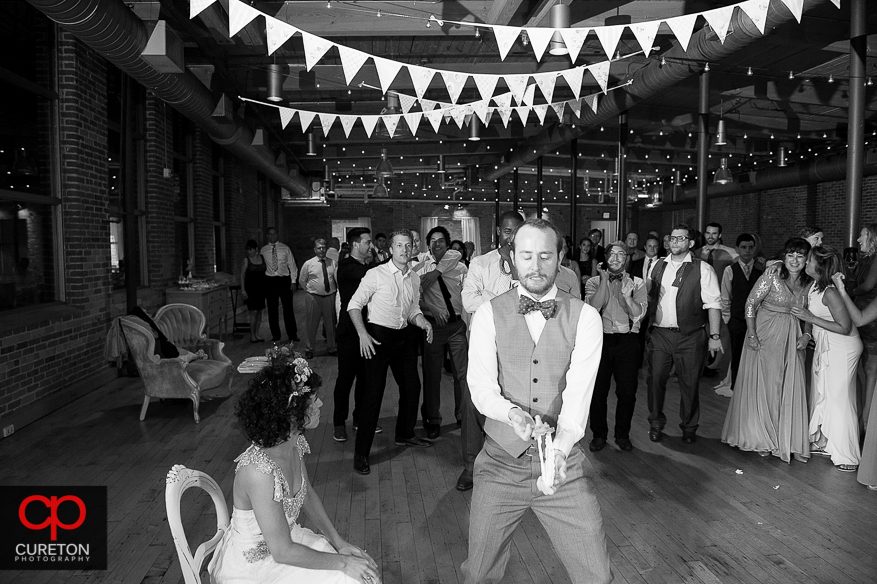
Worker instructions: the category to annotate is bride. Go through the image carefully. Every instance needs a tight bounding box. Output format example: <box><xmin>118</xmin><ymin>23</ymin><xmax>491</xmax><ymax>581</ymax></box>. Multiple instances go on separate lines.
<box><xmin>209</xmin><ymin>351</ymin><xmax>380</xmax><ymax>584</ymax></box>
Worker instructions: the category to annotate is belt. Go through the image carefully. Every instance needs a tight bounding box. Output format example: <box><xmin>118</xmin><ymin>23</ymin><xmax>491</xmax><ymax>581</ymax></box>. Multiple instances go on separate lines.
<box><xmin>425</xmin><ymin>314</ymin><xmax>460</xmax><ymax>324</ymax></box>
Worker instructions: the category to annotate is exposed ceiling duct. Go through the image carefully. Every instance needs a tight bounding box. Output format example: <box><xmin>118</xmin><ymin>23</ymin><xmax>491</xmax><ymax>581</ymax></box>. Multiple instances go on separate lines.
<box><xmin>484</xmin><ymin>0</ymin><xmax>826</xmax><ymax>181</ymax></box>
<box><xmin>27</xmin><ymin>0</ymin><xmax>308</xmax><ymax>195</ymax></box>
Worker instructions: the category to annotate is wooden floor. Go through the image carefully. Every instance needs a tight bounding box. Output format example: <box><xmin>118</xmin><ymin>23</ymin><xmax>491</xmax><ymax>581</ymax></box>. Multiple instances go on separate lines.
<box><xmin>2</xmin><ymin>300</ymin><xmax>876</xmax><ymax>584</ymax></box>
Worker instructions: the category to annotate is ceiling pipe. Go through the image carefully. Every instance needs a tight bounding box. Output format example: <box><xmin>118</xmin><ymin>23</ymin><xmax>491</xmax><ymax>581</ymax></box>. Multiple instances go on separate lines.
<box><xmin>27</xmin><ymin>0</ymin><xmax>308</xmax><ymax>195</ymax></box>
<box><xmin>666</xmin><ymin>151</ymin><xmax>877</xmax><ymax>202</ymax></box>
<box><xmin>483</xmin><ymin>0</ymin><xmax>825</xmax><ymax>181</ymax></box>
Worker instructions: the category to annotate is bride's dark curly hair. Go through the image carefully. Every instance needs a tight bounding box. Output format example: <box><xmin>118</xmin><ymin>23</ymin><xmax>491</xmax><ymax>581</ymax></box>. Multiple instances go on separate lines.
<box><xmin>235</xmin><ymin>364</ymin><xmax>322</xmax><ymax>448</ymax></box>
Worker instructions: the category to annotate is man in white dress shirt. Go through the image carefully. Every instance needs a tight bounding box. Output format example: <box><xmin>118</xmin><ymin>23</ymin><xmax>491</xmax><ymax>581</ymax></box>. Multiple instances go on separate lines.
<box><xmin>645</xmin><ymin>224</ymin><xmax>723</xmax><ymax>444</ymax></box>
<box><xmin>463</xmin><ymin>218</ymin><xmax>611</xmax><ymax>584</ymax></box>
<box><xmin>298</xmin><ymin>238</ymin><xmax>337</xmax><ymax>359</ymax></box>
<box><xmin>348</xmin><ymin>229</ymin><xmax>435</xmax><ymax>475</ymax></box>
<box><xmin>261</xmin><ymin>227</ymin><xmax>299</xmax><ymax>343</ymax></box>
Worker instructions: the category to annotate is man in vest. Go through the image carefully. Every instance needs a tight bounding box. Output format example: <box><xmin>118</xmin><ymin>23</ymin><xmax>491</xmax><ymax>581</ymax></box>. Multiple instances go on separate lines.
<box><xmin>646</xmin><ymin>223</ymin><xmax>723</xmax><ymax>444</ymax></box>
<box><xmin>463</xmin><ymin>218</ymin><xmax>611</xmax><ymax>584</ymax></box>
<box><xmin>719</xmin><ymin>233</ymin><xmax>762</xmax><ymax>392</ymax></box>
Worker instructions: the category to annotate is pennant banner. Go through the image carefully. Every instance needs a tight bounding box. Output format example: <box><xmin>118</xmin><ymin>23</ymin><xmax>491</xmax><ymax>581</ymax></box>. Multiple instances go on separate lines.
<box><xmin>299</xmin><ymin>110</ymin><xmax>316</xmax><ymax>133</ymax></box>
<box><xmin>319</xmin><ymin>113</ymin><xmax>336</xmax><ymax>136</ymax></box>
<box><xmin>340</xmin><ymin>115</ymin><xmax>356</xmax><ymax>138</ymax></box>
<box><xmin>590</xmin><ymin>61</ymin><xmax>611</xmax><ymax>94</ymax></box>
<box><xmin>279</xmin><ymin>107</ymin><xmax>294</xmax><ymax>129</ymax></box>
<box><xmin>703</xmin><ymin>5</ymin><xmax>736</xmax><ymax>44</ymax></box>
<box><xmin>780</xmin><ymin>0</ymin><xmax>804</xmax><ymax>23</ymax></box>
<box><xmin>404</xmin><ymin>112</ymin><xmax>422</xmax><ymax>134</ymax></box>
<box><xmin>228</xmin><ymin>0</ymin><xmax>261</xmax><ymax>37</ymax></box>
<box><xmin>302</xmin><ymin>31</ymin><xmax>334</xmax><ymax>72</ymax></box>
<box><xmin>526</xmin><ymin>27</ymin><xmax>555</xmax><ymax>62</ymax></box>
<box><xmin>409</xmin><ymin>66</ymin><xmax>436</xmax><ymax>100</ymax></box>
<box><xmin>442</xmin><ymin>71</ymin><xmax>468</xmax><ymax>104</ymax></box>
<box><xmin>595</xmin><ymin>25</ymin><xmax>624</xmax><ymax>60</ymax></box>
<box><xmin>382</xmin><ymin>115</ymin><xmax>400</xmax><ymax>138</ymax></box>
<box><xmin>493</xmin><ymin>25</ymin><xmax>520</xmax><ymax>61</ymax></box>
<box><xmin>338</xmin><ymin>46</ymin><xmax>369</xmax><ymax>86</ymax></box>
<box><xmin>190</xmin><ymin>0</ymin><xmax>216</xmax><ymax>19</ymax></box>
<box><xmin>375</xmin><ymin>57</ymin><xmax>404</xmax><ymax>94</ymax></box>
<box><xmin>474</xmin><ymin>74</ymin><xmax>499</xmax><ymax>102</ymax></box>
<box><xmin>505</xmin><ymin>75</ymin><xmax>529</xmax><ymax>105</ymax></box>
<box><xmin>559</xmin><ymin>28</ymin><xmax>589</xmax><ymax>63</ymax></box>
<box><xmin>741</xmin><ymin>0</ymin><xmax>770</xmax><ymax>35</ymax></box>
<box><xmin>425</xmin><ymin>109</ymin><xmax>443</xmax><ymax>133</ymax></box>
<box><xmin>534</xmin><ymin>73</ymin><xmax>557</xmax><ymax>105</ymax></box>
<box><xmin>533</xmin><ymin>104</ymin><xmax>549</xmax><ymax>125</ymax></box>
<box><xmin>561</xmin><ymin>67</ymin><xmax>584</xmax><ymax>101</ymax></box>
<box><xmin>666</xmin><ymin>13</ymin><xmax>697</xmax><ymax>52</ymax></box>
<box><xmin>266</xmin><ymin>18</ymin><xmax>297</xmax><ymax>55</ymax></box>
<box><xmin>361</xmin><ymin>115</ymin><xmax>379</xmax><ymax>138</ymax></box>
<box><xmin>631</xmin><ymin>20</ymin><xmax>661</xmax><ymax>58</ymax></box>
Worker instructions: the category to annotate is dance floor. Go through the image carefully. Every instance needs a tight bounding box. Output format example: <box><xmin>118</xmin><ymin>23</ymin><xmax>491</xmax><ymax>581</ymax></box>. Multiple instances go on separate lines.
<box><xmin>2</xmin><ymin>303</ymin><xmax>876</xmax><ymax>583</ymax></box>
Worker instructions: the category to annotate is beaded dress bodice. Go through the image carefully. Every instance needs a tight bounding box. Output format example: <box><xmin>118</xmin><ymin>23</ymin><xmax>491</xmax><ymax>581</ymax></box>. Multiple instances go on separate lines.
<box><xmin>745</xmin><ymin>271</ymin><xmax>806</xmax><ymax>318</ymax></box>
<box><xmin>234</xmin><ymin>434</ymin><xmax>310</xmax><ymax>523</ymax></box>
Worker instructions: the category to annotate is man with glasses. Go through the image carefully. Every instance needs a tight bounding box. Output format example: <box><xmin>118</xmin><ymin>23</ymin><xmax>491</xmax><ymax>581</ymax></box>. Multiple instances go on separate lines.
<box><xmin>645</xmin><ymin>224</ymin><xmax>723</xmax><ymax>444</ymax></box>
<box><xmin>585</xmin><ymin>242</ymin><xmax>647</xmax><ymax>452</ymax></box>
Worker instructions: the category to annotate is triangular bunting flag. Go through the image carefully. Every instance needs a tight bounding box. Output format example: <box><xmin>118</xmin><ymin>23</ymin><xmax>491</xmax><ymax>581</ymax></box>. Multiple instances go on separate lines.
<box><xmin>301</xmin><ymin>31</ymin><xmax>334</xmax><ymax>72</ymax></box>
<box><xmin>403</xmin><ymin>112</ymin><xmax>422</xmax><ymax>135</ymax></box>
<box><xmin>266</xmin><ymin>16</ymin><xmax>297</xmax><ymax>55</ymax></box>
<box><xmin>534</xmin><ymin>73</ymin><xmax>556</xmax><ymax>105</ymax></box>
<box><xmin>493</xmin><ymin>93</ymin><xmax>512</xmax><ymax>111</ymax></box>
<box><xmin>505</xmin><ymin>75</ymin><xmax>529</xmax><ymax>104</ymax></box>
<box><xmin>374</xmin><ymin>57</ymin><xmax>404</xmax><ymax>94</ymax></box>
<box><xmin>319</xmin><ymin>113</ymin><xmax>336</xmax><ymax>136</ymax></box>
<box><xmin>498</xmin><ymin>108</ymin><xmax>512</xmax><ymax>128</ymax></box>
<box><xmin>493</xmin><ymin>25</ymin><xmax>521</xmax><ymax>61</ymax></box>
<box><xmin>514</xmin><ymin>106</ymin><xmax>531</xmax><ymax>125</ymax></box>
<box><xmin>450</xmin><ymin>107</ymin><xmax>467</xmax><ymax>129</ymax></box>
<box><xmin>526</xmin><ymin>27</ymin><xmax>555</xmax><ymax>62</ymax></box>
<box><xmin>703</xmin><ymin>5</ymin><xmax>735</xmax><ymax>44</ymax></box>
<box><xmin>442</xmin><ymin>71</ymin><xmax>468</xmax><ymax>104</ymax></box>
<box><xmin>299</xmin><ymin>110</ymin><xmax>316</xmax><ymax>133</ymax></box>
<box><xmin>829</xmin><ymin>0</ymin><xmax>840</xmax><ymax>7</ymax></box>
<box><xmin>420</xmin><ymin>98</ymin><xmax>438</xmax><ymax>111</ymax></box>
<box><xmin>408</xmin><ymin>65</ymin><xmax>436</xmax><ymax>100</ymax></box>
<box><xmin>590</xmin><ymin>61</ymin><xmax>611</xmax><ymax>94</ymax></box>
<box><xmin>190</xmin><ymin>0</ymin><xmax>217</xmax><ymax>19</ymax></box>
<box><xmin>595</xmin><ymin>24</ymin><xmax>624</xmax><ymax>60</ymax></box>
<box><xmin>780</xmin><ymin>0</ymin><xmax>804</xmax><ymax>23</ymax></box>
<box><xmin>523</xmin><ymin>84</ymin><xmax>537</xmax><ymax>107</ymax></box>
<box><xmin>382</xmin><ymin>115</ymin><xmax>400</xmax><ymax>138</ymax></box>
<box><xmin>473</xmin><ymin>100</ymin><xmax>490</xmax><ymax>125</ymax></box>
<box><xmin>398</xmin><ymin>93</ymin><xmax>417</xmax><ymax>114</ymax></box>
<box><xmin>425</xmin><ymin>109</ymin><xmax>443</xmax><ymax>133</ymax></box>
<box><xmin>228</xmin><ymin>0</ymin><xmax>261</xmax><ymax>37</ymax></box>
<box><xmin>740</xmin><ymin>0</ymin><xmax>770</xmax><ymax>35</ymax></box>
<box><xmin>551</xmin><ymin>101</ymin><xmax>566</xmax><ymax>121</ymax></box>
<box><xmin>473</xmin><ymin>74</ymin><xmax>499</xmax><ymax>102</ymax></box>
<box><xmin>568</xmin><ymin>99</ymin><xmax>582</xmax><ymax>119</ymax></box>
<box><xmin>586</xmin><ymin>94</ymin><xmax>599</xmax><ymax>113</ymax></box>
<box><xmin>361</xmin><ymin>115</ymin><xmax>379</xmax><ymax>138</ymax></box>
<box><xmin>340</xmin><ymin>115</ymin><xmax>356</xmax><ymax>138</ymax></box>
<box><xmin>338</xmin><ymin>45</ymin><xmax>369</xmax><ymax>86</ymax></box>
<box><xmin>534</xmin><ymin>104</ymin><xmax>549</xmax><ymax>125</ymax></box>
<box><xmin>666</xmin><ymin>14</ymin><xmax>697</xmax><ymax>52</ymax></box>
<box><xmin>279</xmin><ymin>107</ymin><xmax>295</xmax><ymax>129</ymax></box>
<box><xmin>631</xmin><ymin>20</ymin><xmax>661</xmax><ymax>57</ymax></box>
<box><xmin>560</xmin><ymin>28</ymin><xmax>589</xmax><ymax>63</ymax></box>
<box><xmin>561</xmin><ymin>67</ymin><xmax>585</xmax><ymax>100</ymax></box>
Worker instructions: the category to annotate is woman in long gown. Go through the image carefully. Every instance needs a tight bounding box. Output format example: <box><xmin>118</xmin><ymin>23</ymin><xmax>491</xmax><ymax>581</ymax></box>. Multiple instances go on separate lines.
<box><xmin>792</xmin><ymin>246</ymin><xmax>862</xmax><ymax>472</ymax></box>
<box><xmin>209</xmin><ymin>353</ymin><xmax>380</xmax><ymax>584</ymax></box>
<box><xmin>832</xmin><ymin>271</ymin><xmax>877</xmax><ymax>489</ymax></box>
<box><xmin>721</xmin><ymin>237</ymin><xmax>812</xmax><ymax>463</ymax></box>
<box><xmin>850</xmin><ymin>224</ymin><xmax>877</xmax><ymax>431</ymax></box>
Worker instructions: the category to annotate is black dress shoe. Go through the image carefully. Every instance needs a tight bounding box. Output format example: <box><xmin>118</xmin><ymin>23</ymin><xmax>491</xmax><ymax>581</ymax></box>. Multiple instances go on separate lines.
<box><xmin>682</xmin><ymin>433</ymin><xmax>697</xmax><ymax>444</ymax></box>
<box><xmin>616</xmin><ymin>437</ymin><xmax>633</xmax><ymax>451</ymax></box>
<box><xmin>395</xmin><ymin>436</ymin><xmax>433</xmax><ymax>448</ymax></box>
<box><xmin>702</xmin><ymin>367</ymin><xmax>718</xmax><ymax>378</ymax></box>
<box><xmin>426</xmin><ymin>424</ymin><xmax>441</xmax><ymax>440</ymax></box>
<box><xmin>456</xmin><ymin>469</ymin><xmax>474</xmax><ymax>492</ymax></box>
<box><xmin>354</xmin><ymin>455</ymin><xmax>370</xmax><ymax>475</ymax></box>
<box><xmin>589</xmin><ymin>436</ymin><xmax>607</xmax><ymax>452</ymax></box>
<box><xmin>649</xmin><ymin>428</ymin><xmax>663</xmax><ymax>442</ymax></box>
<box><xmin>333</xmin><ymin>426</ymin><xmax>348</xmax><ymax>442</ymax></box>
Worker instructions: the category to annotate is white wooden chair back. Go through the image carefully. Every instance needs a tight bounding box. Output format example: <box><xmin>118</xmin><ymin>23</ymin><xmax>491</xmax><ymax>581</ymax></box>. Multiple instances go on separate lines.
<box><xmin>165</xmin><ymin>465</ymin><xmax>230</xmax><ymax>584</ymax></box>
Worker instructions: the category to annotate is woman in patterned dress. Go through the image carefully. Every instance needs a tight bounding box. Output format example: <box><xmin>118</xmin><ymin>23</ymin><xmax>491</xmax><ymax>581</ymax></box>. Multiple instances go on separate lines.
<box><xmin>209</xmin><ymin>358</ymin><xmax>380</xmax><ymax>584</ymax></box>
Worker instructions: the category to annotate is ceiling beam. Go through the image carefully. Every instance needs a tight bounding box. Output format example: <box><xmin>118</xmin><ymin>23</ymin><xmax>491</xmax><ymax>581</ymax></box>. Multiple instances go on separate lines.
<box><xmin>486</xmin><ymin>0</ymin><xmax>529</xmax><ymax>26</ymax></box>
<box><xmin>723</xmin><ymin>79</ymin><xmax>877</xmax><ymax>111</ymax></box>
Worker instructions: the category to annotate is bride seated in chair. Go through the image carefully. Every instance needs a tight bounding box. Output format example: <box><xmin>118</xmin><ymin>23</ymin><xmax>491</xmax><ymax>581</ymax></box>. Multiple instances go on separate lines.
<box><xmin>209</xmin><ymin>350</ymin><xmax>380</xmax><ymax>584</ymax></box>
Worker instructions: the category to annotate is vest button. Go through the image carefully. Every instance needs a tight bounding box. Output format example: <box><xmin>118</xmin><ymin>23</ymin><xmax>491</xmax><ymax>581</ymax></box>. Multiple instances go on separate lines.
<box><xmin>532</xmin><ymin>397</ymin><xmax>538</xmax><ymax>403</ymax></box>
<box><xmin>533</xmin><ymin>359</ymin><xmax>539</xmax><ymax>364</ymax></box>
<box><xmin>533</xmin><ymin>378</ymin><xmax>538</xmax><ymax>383</ymax></box>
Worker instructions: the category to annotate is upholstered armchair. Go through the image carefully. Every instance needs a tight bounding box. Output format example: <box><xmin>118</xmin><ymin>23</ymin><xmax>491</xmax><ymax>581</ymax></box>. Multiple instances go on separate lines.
<box><xmin>120</xmin><ymin>304</ymin><xmax>233</xmax><ymax>423</ymax></box>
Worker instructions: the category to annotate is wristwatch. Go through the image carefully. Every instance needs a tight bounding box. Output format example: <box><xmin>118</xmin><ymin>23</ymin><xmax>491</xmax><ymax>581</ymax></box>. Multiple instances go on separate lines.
<box><xmin>709</xmin><ymin>333</ymin><xmax>720</xmax><ymax>340</ymax></box>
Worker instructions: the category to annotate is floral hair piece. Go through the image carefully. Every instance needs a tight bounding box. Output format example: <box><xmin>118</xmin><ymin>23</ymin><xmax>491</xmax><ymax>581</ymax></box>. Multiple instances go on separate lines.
<box><xmin>265</xmin><ymin>344</ymin><xmax>317</xmax><ymax>406</ymax></box>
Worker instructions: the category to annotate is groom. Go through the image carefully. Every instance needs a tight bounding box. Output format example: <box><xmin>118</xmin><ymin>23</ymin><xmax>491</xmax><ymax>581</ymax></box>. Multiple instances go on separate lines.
<box><xmin>462</xmin><ymin>218</ymin><xmax>612</xmax><ymax>584</ymax></box>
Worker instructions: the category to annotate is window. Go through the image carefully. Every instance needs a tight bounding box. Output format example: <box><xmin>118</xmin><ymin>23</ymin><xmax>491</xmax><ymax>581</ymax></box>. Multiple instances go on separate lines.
<box><xmin>173</xmin><ymin>111</ymin><xmax>194</xmax><ymax>279</ymax></box>
<box><xmin>0</xmin><ymin>3</ymin><xmax>57</xmax><ymax>311</ymax></box>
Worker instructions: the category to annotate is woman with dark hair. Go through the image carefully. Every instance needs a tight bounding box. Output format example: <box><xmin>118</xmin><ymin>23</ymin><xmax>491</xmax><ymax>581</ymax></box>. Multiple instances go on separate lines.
<box><xmin>561</xmin><ymin>235</ymin><xmax>582</xmax><ymax>284</ymax></box>
<box><xmin>793</xmin><ymin>245</ymin><xmax>862</xmax><ymax>472</ymax></box>
<box><xmin>450</xmin><ymin>239</ymin><xmax>469</xmax><ymax>267</ymax></box>
<box><xmin>209</xmin><ymin>350</ymin><xmax>380</xmax><ymax>584</ymax></box>
<box><xmin>240</xmin><ymin>239</ymin><xmax>267</xmax><ymax>343</ymax></box>
<box><xmin>832</xmin><ymin>270</ymin><xmax>877</xmax><ymax>489</ymax></box>
<box><xmin>577</xmin><ymin>237</ymin><xmax>598</xmax><ymax>296</ymax></box>
<box><xmin>721</xmin><ymin>238</ymin><xmax>812</xmax><ymax>463</ymax></box>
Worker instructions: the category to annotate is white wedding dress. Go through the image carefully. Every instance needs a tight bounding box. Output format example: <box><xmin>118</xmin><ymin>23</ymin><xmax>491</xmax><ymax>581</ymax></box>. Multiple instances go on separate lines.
<box><xmin>208</xmin><ymin>436</ymin><xmax>358</xmax><ymax>584</ymax></box>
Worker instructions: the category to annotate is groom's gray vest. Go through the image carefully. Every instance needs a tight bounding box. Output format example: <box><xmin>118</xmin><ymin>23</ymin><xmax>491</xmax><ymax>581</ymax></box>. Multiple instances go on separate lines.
<box><xmin>486</xmin><ymin>288</ymin><xmax>586</xmax><ymax>457</ymax></box>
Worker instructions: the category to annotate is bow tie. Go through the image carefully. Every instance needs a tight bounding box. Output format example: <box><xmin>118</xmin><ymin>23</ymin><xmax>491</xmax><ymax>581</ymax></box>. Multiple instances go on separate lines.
<box><xmin>608</xmin><ymin>273</ymin><xmax>624</xmax><ymax>282</ymax></box>
<box><xmin>518</xmin><ymin>295</ymin><xmax>558</xmax><ymax>319</ymax></box>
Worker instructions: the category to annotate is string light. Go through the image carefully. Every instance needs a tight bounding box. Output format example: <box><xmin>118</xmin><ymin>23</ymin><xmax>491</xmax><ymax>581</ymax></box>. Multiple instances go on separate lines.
<box><xmin>789</xmin><ymin>71</ymin><xmax>794</xmax><ymax>79</ymax></box>
<box><xmin>828</xmin><ymin>74</ymin><xmax>834</xmax><ymax>83</ymax></box>
<box><xmin>747</xmin><ymin>67</ymin><xmax>753</xmax><ymax>76</ymax></box>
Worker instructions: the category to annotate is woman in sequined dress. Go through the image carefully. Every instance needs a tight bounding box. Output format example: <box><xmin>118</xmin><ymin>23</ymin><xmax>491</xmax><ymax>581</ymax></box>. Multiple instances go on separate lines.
<box><xmin>209</xmin><ymin>363</ymin><xmax>380</xmax><ymax>584</ymax></box>
<box><xmin>721</xmin><ymin>238</ymin><xmax>812</xmax><ymax>463</ymax></box>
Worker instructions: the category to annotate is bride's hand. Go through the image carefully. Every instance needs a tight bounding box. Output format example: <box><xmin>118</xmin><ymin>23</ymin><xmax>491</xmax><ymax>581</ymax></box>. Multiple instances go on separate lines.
<box><xmin>336</xmin><ymin>541</ymin><xmax>377</xmax><ymax>570</ymax></box>
<box><xmin>337</xmin><ymin>553</ymin><xmax>381</xmax><ymax>584</ymax></box>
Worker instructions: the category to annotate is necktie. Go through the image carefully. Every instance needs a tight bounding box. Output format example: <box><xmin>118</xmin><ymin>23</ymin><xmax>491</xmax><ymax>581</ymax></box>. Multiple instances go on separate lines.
<box><xmin>645</xmin><ymin>258</ymin><xmax>653</xmax><ymax>279</ymax></box>
<box><xmin>706</xmin><ymin>248</ymin><xmax>715</xmax><ymax>266</ymax></box>
<box><xmin>320</xmin><ymin>258</ymin><xmax>330</xmax><ymax>292</ymax></box>
<box><xmin>743</xmin><ymin>263</ymin><xmax>751</xmax><ymax>279</ymax></box>
<box><xmin>434</xmin><ymin>268</ymin><xmax>457</xmax><ymax>322</ymax></box>
<box><xmin>518</xmin><ymin>295</ymin><xmax>558</xmax><ymax>319</ymax></box>
<box><xmin>271</xmin><ymin>244</ymin><xmax>278</xmax><ymax>273</ymax></box>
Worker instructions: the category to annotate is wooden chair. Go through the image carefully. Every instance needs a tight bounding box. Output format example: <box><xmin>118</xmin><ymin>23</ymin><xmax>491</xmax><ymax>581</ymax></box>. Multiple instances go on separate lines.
<box><xmin>165</xmin><ymin>465</ymin><xmax>230</xmax><ymax>584</ymax></box>
<box><xmin>120</xmin><ymin>305</ymin><xmax>232</xmax><ymax>423</ymax></box>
